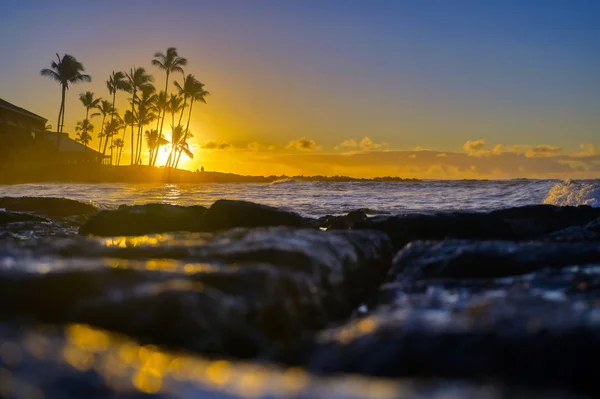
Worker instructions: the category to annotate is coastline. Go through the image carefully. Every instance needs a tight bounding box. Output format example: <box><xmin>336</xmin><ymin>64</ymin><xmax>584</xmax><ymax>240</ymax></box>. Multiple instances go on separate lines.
<box><xmin>0</xmin><ymin>163</ymin><xmax>419</xmax><ymax>184</ymax></box>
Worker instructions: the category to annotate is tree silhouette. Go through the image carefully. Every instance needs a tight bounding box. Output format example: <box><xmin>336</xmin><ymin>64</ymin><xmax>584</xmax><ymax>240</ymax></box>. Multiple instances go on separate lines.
<box><xmin>40</xmin><ymin>54</ymin><xmax>91</xmax><ymax>147</ymax></box>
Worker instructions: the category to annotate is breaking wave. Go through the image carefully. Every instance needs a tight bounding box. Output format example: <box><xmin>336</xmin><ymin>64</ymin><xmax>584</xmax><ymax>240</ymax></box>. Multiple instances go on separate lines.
<box><xmin>544</xmin><ymin>179</ymin><xmax>600</xmax><ymax>207</ymax></box>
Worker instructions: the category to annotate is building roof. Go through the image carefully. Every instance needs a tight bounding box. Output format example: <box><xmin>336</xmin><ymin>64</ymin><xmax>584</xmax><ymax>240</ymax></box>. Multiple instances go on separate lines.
<box><xmin>0</xmin><ymin>98</ymin><xmax>47</xmax><ymax>122</ymax></box>
<box><xmin>46</xmin><ymin>132</ymin><xmax>105</xmax><ymax>156</ymax></box>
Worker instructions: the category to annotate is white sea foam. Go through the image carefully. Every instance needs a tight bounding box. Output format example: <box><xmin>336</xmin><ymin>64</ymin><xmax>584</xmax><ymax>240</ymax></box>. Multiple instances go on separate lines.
<box><xmin>543</xmin><ymin>180</ymin><xmax>600</xmax><ymax>207</ymax></box>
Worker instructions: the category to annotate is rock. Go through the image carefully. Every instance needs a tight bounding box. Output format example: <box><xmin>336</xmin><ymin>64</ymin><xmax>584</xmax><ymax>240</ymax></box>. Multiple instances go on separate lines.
<box><xmin>0</xmin><ymin>323</ymin><xmax>559</xmax><ymax>399</ymax></box>
<box><xmin>0</xmin><ymin>228</ymin><xmax>392</xmax><ymax>358</ymax></box>
<box><xmin>0</xmin><ymin>196</ymin><xmax>99</xmax><ymax>218</ymax></box>
<box><xmin>353</xmin><ymin>213</ymin><xmax>513</xmax><ymax>249</ymax></box>
<box><xmin>548</xmin><ymin>226</ymin><xmax>599</xmax><ymax>241</ymax></box>
<box><xmin>391</xmin><ymin>240</ymin><xmax>600</xmax><ymax>281</ymax></box>
<box><xmin>304</xmin><ymin>258</ymin><xmax>600</xmax><ymax>396</ymax></box>
<box><xmin>324</xmin><ymin>210</ymin><xmax>369</xmax><ymax>230</ymax></box>
<box><xmin>79</xmin><ymin>203</ymin><xmax>207</xmax><ymax>236</ymax></box>
<box><xmin>201</xmin><ymin>200</ymin><xmax>315</xmax><ymax>232</ymax></box>
<box><xmin>490</xmin><ymin>204</ymin><xmax>600</xmax><ymax>238</ymax></box>
<box><xmin>0</xmin><ymin>210</ymin><xmax>49</xmax><ymax>224</ymax></box>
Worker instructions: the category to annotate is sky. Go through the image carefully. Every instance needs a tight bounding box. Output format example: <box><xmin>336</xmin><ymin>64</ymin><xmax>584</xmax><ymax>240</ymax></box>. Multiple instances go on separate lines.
<box><xmin>1</xmin><ymin>0</ymin><xmax>600</xmax><ymax>178</ymax></box>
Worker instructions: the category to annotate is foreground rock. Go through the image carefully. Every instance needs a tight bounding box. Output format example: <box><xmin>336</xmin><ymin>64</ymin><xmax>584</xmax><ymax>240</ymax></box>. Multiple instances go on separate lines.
<box><xmin>79</xmin><ymin>203</ymin><xmax>207</xmax><ymax>236</ymax></box>
<box><xmin>1</xmin><ymin>324</ymin><xmax>570</xmax><ymax>399</ymax></box>
<box><xmin>0</xmin><ymin>210</ymin><xmax>75</xmax><ymax>239</ymax></box>
<box><xmin>0</xmin><ymin>228</ymin><xmax>391</xmax><ymax>357</ymax></box>
<box><xmin>80</xmin><ymin>200</ymin><xmax>315</xmax><ymax>236</ymax></box>
<box><xmin>201</xmin><ymin>199</ymin><xmax>315</xmax><ymax>231</ymax></box>
<box><xmin>0</xmin><ymin>196</ymin><xmax>99</xmax><ymax>218</ymax></box>
<box><xmin>300</xmin><ymin>240</ymin><xmax>600</xmax><ymax>396</ymax></box>
<box><xmin>353</xmin><ymin>205</ymin><xmax>600</xmax><ymax>248</ymax></box>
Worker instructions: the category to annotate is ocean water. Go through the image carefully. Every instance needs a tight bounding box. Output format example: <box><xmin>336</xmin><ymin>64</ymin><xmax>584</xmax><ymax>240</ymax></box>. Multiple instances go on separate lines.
<box><xmin>2</xmin><ymin>179</ymin><xmax>600</xmax><ymax>216</ymax></box>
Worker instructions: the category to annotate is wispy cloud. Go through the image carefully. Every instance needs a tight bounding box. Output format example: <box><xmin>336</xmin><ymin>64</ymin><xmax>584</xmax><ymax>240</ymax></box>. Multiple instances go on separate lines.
<box><xmin>286</xmin><ymin>137</ymin><xmax>319</xmax><ymax>151</ymax></box>
<box><xmin>201</xmin><ymin>140</ymin><xmax>232</xmax><ymax>150</ymax></box>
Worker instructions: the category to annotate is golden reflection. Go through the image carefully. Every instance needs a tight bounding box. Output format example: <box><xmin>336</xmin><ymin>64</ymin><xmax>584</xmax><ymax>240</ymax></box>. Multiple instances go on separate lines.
<box><xmin>7</xmin><ymin>323</ymin><xmax>401</xmax><ymax>399</ymax></box>
<box><xmin>319</xmin><ymin>316</ymin><xmax>381</xmax><ymax>345</ymax></box>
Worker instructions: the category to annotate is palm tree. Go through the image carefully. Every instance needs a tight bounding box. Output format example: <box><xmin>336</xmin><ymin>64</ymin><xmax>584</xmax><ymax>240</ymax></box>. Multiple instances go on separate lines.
<box><xmin>167</xmin><ymin>94</ymin><xmax>185</xmax><ymax>129</ymax></box>
<box><xmin>125</xmin><ymin>67</ymin><xmax>154</xmax><ymax>165</ymax></box>
<box><xmin>172</xmin><ymin>76</ymin><xmax>209</xmax><ymax>167</ymax></box>
<box><xmin>106</xmin><ymin>71</ymin><xmax>131</xmax><ymax>142</ymax></box>
<box><xmin>40</xmin><ymin>54</ymin><xmax>91</xmax><ymax>147</ymax></box>
<box><xmin>79</xmin><ymin>91</ymin><xmax>101</xmax><ymax>120</ymax></box>
<box><xmin>95</xmin><ymin>100</ymin><xmax>114</xmax><ymax>152</ymax></box>
<box><xmin>75</xmin><ymin>119</ymin><xmax>93</xmax><ymax>149</ymax></box>
<box><xmin>134</xmin><ymin>85</ymin><xmax>157</xmax><ymax>164</ymax></box>
<box><xmin>165</xmin><ymin>124</ymin><xmax>184</xmax><ymax>167</ymax></box>
<box><xmin>151</xmin><ymin>90</ymin><xmax>168</xmax><ymax>166</ymax></box>
<box><xmin>145</xmin><ymin>129</ymin><xmax>169</xmax><ymax>166</ymax></box>
<box><xmin>175</xmin><ymin>130</ymin><xmax>194</xmax><ymax>168</ymax></box>
<box><xmin>102</xmin><ymin>115</ymin><xmax>124</xmax><ymax>159</ymax></box>
<box><xmin>113</xmin><ymin>138</ymin><xmax>125</xmax><ymax>166</ymax></box>
<box><xmin>152</xmin><ymin>47</ymin><xmax>187</xmax><ymax>164</ymax></box>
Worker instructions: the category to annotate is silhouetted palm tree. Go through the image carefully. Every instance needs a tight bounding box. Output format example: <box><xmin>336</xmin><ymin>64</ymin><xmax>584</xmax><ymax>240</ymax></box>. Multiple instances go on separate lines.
<box><xmin>151</xmin><ymin>90</ymin><xmax>168</xmax><ymax>166</ymax></box>
<box><xmin>135</xmin><ymin>86</ymin><xmax>158</xmax><ymax>164</ymax></box>
<box><xmin>41</xmin><ymin>54</ymin><xmax>91</xmax><ymax>147</ymax></box>
<box><xmin>95</xmin><ymin>100</ymin><xmax>114</xmax><ymax>152</ymax></box>
<box><xmin>79</xmin><ymin>91</ymin><xmax>101</xmax><ymax>119</ymax></box>
<box><xmin>165</xmin><ymin>124</ymin><xmax>184</xmax><ymax>167</ymax></box>
<box><xmin>125</xmin><ymin>67</ymin><xmax>154</xmax><ymax>165</ymax></box>
<box><xmin>145</xmin><ymin>129</ymin><xmax>169</xmax><ymax>166</ymax></box>
<box><xmin>167</xmin><ymin>94</ymin><xmax>185</xmax><ymax>129</ymax></box>
<box><xmin>152</xmin><ymin>47</ymin><xmax>187</xmax><ymax>164</ymax></box>
<box><xmin>172</xmin><ymin>75</ymin><xmax>209</xmax><ymax>167</ymax></box>
<box><xmin>106</xmin><ymin>71</ymin><xmax>130</xmax><ymax>154</ymax></box>
<box><xmin>75</xmin><ymin>119</ymin><xmax>93</xmax><ymax>149</ymax></box>
<box><xmin>102</xmin><ymin>113</ymin><xmax>125</xmax><ymax>165</ymax></box>
<box><xmin>175</xmin><ymin>130</ymin><xmax>194</xmax><ymax>168</ymax></box>
<box><xmin>113</xmin><ymin>138</ymin><xmax>125</xmax><ymax>166</ymax></box>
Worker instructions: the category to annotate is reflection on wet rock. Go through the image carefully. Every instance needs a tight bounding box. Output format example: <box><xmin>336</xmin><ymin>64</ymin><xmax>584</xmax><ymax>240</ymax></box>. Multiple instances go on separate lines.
<box><xmin>304</xmin><ymin>241</ymin><xmax>600</xmax><ymax>395</ymax></box>
<box><xmin>0</xmin><ymin>228</ymin><xmax>392</xmax><ymax>358</ymax></box>
<box><xmin>2</xmin><ymin>323</ymin><xmax>569</xmax><ymax>399</ymax></box>
<box><xmin>0</xmin><ymin>196</ymin><xmax>99</xmax><ymax>218</ymax></box>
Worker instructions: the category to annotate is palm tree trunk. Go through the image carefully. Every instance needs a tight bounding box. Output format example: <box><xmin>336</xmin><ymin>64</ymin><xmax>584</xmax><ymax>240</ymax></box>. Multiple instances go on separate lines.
<box><xmin>156</xmin><ymin>71</ymin><xmax>170</xmax><ymax>164</ymax></box>
<box><xmin>102</xmin><ymin>131</ymin><xmax>111</xmax><ymax>157</ymax></box>
<box><xmin>130</xmin><ymin>92</ymin><xmax>136</xmax><ymax>165</ymax></box>
<box><xmin>178</xmin><ymin>97</ymin><xmax>187</xmax><ymax>126</ymax></box>
<box><xmin>136</xmin><ymin>123</ymin><xmax>143</xmax><ymax>164</ymax></box>
<box><xmin>175</xmin><ymin>99</ymin><xmax>195</xmax><ymax>168</ymax></box>
<box><xmin>57</xmin><ymin>85</ymin><xmax>66</xmax><ymax>149</ymax></box>
<box><xmin>98</xmin><ymin>114</ymin><xmax>106</xmax><ymax>152</ymax></box>
<box><xmin>106</xmin><ymin>90</ymin><xmax>117</xmax><ymax>163</ymax></box>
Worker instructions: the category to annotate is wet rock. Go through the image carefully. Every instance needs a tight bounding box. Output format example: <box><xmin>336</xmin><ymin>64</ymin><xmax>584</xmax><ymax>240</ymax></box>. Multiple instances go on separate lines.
<box><xmin>0</xmin><ymin>228</ymin><xmax>392</xmax><ymax>357</ymax></box>
<box><xmin>353</xmin><ymin>213</ymin><xmax>513</xmax><ymax>249</ymax></box>
<box><xmin>0</xmin><ymin>196</ymin><xmax>99</xmax><ymax>218</ymax></box>
<box><xmin>320</xmin><ymin>210</ymin><xmax>369</xmax><ymax>230</ymax></box>
<box><xmin>0</xmin><ymin>210</ymin><xmax>49</xmax><ymax>224</ymax></box>
<box><xmin>490</xmin><ymin>205</ymin><xmax>600</xmax><ymax>236</ymax></box>
<box><xmin>79</xmin><ymin>203</ymin><xmax>207</xmax><ymax>236</ymax></box>
<box><xmin>304</xmin><ymin>261</ymin><xmax>600</xmax><ymax>395</ymax></box>
<box><xmin>201</xmin><ymin>200</ymin><xmax>315</xmax><ymax>232</ymax></box>
<box><xmin>548</xmin><ymin>226</ymin><xmax>599</xmax><ymax>241</ymax></box>
<box><xmin>391</xmin><ymin>240</ymin><xmax>600</xmax><ymax>281</ymax></box>
<box><xmin>2</xmin><ymin>323</ymin><xmax>565</xmax><ymax>399</ymax></box>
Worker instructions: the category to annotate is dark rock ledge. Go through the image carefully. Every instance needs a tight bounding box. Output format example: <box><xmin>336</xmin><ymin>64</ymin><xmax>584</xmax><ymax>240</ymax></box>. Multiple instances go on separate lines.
<box><xmin>0</xmin><ymin>227</ymin><xmax>392</xmax><ymax>358</ymax></box>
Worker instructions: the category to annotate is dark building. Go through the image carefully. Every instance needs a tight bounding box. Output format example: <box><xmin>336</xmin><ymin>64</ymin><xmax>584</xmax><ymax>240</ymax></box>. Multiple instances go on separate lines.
<box><xmin>0</xmin><ymin>98</ymin><xmax>107</xmax><ymax>165</ymax></box>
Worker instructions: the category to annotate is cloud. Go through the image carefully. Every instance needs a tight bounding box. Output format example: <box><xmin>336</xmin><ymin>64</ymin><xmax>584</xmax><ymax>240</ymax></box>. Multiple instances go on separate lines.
<box><xmin>201</xmin><ymin>140</ymin><xmax>232</xmax><ymax>150</ymax></box>
<box><xmin>463</xmin><ymin>139</ymin><xmax>486</xmax><ymax>155</ymax></box>
<box><xmin>286</xmin><ymin>137</ymin><xmax>319</xmax><ymax>151</ymax></box>
<box><xmin>337</xmin><ymin>139</ymin><xmax>357</xmax><ymax>149</ymax></box>
<box><xmin>359</xmin><ymin>136</ymin><xmax>387</xmax><ymax>150</ymax></box>
<box><xmin>573</xmin><ymin>144</ymin><xmax>597</xmax><ymax>157</ymax></box>
<box><xmin>436</xmin><ymin>153</ymin><xmax>448</xmax><ymax>157</ymax></box>
<box><xmin>527</xmin><ymin>145</ymin><xmax>561</xmax><ymax>158</ymax></box>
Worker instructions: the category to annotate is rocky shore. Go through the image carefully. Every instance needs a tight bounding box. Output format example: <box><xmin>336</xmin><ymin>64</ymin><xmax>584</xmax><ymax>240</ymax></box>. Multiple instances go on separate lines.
<box><xmin>1</xmin><ymin>196</ymin><xmax>600</xmax><ymax>398</ymax></box>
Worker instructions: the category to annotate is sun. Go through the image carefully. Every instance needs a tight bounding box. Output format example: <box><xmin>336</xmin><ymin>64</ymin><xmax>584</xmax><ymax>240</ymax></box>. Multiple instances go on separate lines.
<box><xmin>154</xmin><ymin>146</ymin><xmax>171</xmax><ymax>167</ymax></box>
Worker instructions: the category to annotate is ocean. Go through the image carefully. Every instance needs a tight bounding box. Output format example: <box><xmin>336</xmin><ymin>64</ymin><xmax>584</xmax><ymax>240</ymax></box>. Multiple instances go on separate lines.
<box><xmin>1</xmin><ymin>179</ymin><xmax>598</xmax><ymax>216</ymax></box>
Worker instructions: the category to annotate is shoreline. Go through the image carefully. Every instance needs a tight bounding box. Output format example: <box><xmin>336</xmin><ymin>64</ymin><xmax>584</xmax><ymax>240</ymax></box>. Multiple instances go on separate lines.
<box><xmin>0</xmin><ymin>164</ymin><xmax>419</xmax><ymax>184</ymax></box>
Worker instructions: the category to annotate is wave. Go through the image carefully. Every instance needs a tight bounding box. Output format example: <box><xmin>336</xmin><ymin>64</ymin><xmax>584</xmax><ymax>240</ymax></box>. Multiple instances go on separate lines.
<box><xmin>270</xmin><ymin>179</ymin><xmax>299</xmax><ymax>186</ymax></box>
<box><xmin>544</xmin><ymin>180</ymin><xmax>600</xmax><ymax>207</ymax></box>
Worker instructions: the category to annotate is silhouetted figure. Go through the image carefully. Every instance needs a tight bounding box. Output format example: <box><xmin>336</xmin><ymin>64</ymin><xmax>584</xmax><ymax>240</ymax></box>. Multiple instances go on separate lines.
<box><xmin>201</xmin><ymin>166</ymin><xmax>204</xmax><ymax>172</ymax></box>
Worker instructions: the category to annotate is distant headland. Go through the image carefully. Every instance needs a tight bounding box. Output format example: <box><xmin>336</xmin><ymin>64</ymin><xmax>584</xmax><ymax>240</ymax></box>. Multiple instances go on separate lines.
<box><xmin>0</xmin><ymin>164</ymin><xmax>418</xmax><ymax>184</ymax></box>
